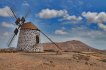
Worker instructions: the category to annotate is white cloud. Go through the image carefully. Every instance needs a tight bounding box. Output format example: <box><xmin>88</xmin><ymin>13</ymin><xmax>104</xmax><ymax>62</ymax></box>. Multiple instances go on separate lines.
<box><xmin>38</xmin><ymin>8</ymin><xmax>82</xmax><ymax>22</ymax></box>
<box><xmin>22</xmin><ymin>1</ymin><xmax>30</xmax><ymax>6</ymax></box>
<box><xmin>3</xmin><ymin>32</ymin><xmax>9</xmax><ymax>36</ymax></box>
<box><xmin>70</xmin><ymin>26</ymin><xmax>104</xmax><ymax>39</ymax></box>
<box><xmin>1</xmin><ymin>22</ymin><xmax>15</xmax><ymax>28</ymax></box>
<box><xmin>98</xmin><ymin>23</ymin><xmax>106</xmax><ymax>30</ymax></box>
<box><xmin>55</xmin><ymin>29</ymin><xmax>68</xmax><ymax>35</ymax></box>
<box><xmin>82</xmin><ymin>11</ymin><xmax>106</xmax><ymax>30</ymax></box>
<box><xmin>0</xmin><ymin>6</ymin><xmax>11</xmax><ymax>17</ymax></box>
<box><xmin>82</xmin><ymin>12</ymin><xmax>98</xmax><ymax>23</ymax></box>
<box><xmin>38</xmin><ymin>8</ymin><xmax>67</xmax><ymax>19</ymax></box>
<box><xmin>82</xmin><ymin>12</ymin><xmax>106</xmax><ymax>23</ymax></box>
<box><xmin>64</xmin><ymin>15</ymin><xmax>82</xmax><ymax>23</ymax></box>
<box><xmin>23</xmin><ymin>3</ymin><xmax>29</xmax><ymax>6</ymax></box>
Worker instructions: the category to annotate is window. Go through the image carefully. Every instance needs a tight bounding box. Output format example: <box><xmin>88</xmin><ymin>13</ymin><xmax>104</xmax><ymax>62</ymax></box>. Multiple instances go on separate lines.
<box><xmin>36</xmin><ymin>35</ymin><xmax>39</xmax><ymax>44</ymax></box>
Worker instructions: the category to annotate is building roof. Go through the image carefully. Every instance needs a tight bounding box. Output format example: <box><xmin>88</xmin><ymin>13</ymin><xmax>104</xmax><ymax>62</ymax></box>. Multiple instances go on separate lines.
<box><xmin>21</xmin><ymin>22</ymin><xmax>38</xmax><ymax>30</ymax></box>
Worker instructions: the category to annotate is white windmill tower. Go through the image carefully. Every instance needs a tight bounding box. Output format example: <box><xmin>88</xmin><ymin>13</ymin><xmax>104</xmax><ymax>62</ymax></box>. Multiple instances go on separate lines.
<box><xmin>17</xmin><ymin>22</ymin><xmax>43</xmax><ymax>52</ymax></box>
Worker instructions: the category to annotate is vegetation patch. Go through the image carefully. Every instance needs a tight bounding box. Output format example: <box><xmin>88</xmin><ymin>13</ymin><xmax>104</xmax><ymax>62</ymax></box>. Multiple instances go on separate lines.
<box><xmin>99</xmin><ymin>59</ymin><xmax>106</xmax><ymax>63</ymax></box>
<box><xmin>73</xmin><ymin>54</ymin><xmax>90</xmax><ymax>61</ymax></box>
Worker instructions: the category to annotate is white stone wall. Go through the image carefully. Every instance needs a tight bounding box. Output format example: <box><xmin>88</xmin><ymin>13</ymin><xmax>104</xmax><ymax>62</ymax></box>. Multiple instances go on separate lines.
<box><xmin>17</xmin><ymin>29</ymin><xmax>43</xmax><ymax>52</ymax></box>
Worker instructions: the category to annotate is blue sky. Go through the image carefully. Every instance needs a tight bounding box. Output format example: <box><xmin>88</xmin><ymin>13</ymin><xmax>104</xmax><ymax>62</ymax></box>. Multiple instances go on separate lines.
<box><xmin>0</xmin><ymin>0</ymin><xmax>106</xmax><ymax>50</ymax></box>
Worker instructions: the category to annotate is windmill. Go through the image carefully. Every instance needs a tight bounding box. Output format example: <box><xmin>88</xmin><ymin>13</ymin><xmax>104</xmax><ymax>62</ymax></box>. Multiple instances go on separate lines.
<box><xmin>8</xmin><ymin>7</ymin><xmax>62</xmax><ymax>53</ymax></box>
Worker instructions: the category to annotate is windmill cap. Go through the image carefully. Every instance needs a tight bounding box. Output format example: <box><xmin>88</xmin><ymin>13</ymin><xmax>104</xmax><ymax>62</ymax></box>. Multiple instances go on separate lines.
<box><xmin>21</xmin><ymin>22</ymin><xmax>38</xmax><ymax>30</ymax></box>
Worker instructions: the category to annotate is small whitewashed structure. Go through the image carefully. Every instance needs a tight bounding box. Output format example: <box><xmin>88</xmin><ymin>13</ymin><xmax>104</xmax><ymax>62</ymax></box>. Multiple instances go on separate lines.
<box><xmin>17</xmin><ymin>22</ymin><xmax>43</xmax><ymax>52</ymax></box>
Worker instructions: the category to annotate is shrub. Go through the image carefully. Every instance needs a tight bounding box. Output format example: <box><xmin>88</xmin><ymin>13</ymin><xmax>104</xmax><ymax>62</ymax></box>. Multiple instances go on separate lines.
<box><xmin>100</xmin><ymin>59</ymin><xmax>106</xmax><ymax>63</ymax></box>
<box><xmin>73</xmin><ymin>54</ymin><xmax>90</xmax><ymax>61</ymax></box>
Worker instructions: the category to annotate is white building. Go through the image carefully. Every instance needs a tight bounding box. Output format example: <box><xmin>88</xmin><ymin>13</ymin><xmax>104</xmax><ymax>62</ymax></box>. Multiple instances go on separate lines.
<box><xmin>17</xmin><ymin>22</ymin><xmax>43</xmax><ymax>52</ymax></box>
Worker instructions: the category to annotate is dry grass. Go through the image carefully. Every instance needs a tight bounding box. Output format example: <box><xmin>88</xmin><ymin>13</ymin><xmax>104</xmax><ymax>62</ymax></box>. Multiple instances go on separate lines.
<box><xmin>0</xmin><ymin>52</ymin><xmax>106</xmax><ymax>70</ymax></box>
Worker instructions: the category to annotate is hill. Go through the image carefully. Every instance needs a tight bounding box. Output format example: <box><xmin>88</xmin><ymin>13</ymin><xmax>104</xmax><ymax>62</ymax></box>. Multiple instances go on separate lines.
<box><xmin>43</xmin><ymin>40</ymin><xmax>100</xmax><ymax>52</ymax></box>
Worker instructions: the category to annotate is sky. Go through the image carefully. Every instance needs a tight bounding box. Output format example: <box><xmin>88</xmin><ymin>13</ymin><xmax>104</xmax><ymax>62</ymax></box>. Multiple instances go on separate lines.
<box><xmin>0</xmin><ymin>0</ymin><xmax>106</xmax><ymax>50</ymax></box>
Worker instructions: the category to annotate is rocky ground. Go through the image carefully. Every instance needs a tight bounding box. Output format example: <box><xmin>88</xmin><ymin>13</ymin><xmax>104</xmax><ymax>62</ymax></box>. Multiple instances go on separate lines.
<box><xmin>0</xmin><ymin>52</ymin><xmax>106</xmax><ymax>70</ymax></box>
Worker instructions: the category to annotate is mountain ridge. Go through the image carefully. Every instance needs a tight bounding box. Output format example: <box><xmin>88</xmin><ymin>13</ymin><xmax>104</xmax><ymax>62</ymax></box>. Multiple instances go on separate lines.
<box><xmin>43</xmin><ymin>40</ymin><xmax>101</xmax><ymax>52</ymax></box>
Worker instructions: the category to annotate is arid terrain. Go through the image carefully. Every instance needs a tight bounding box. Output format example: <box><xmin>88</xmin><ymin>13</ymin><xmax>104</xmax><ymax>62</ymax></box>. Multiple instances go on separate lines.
<box><xmin>0</xmin><ymin>40</ymin><xmax>106</xmax><ymax>70</ymax></box>
<box><xmin>43</xmin><ymin>40</ymin><xmax>100</xmax><ymax>52</ymax></box>
<box><xmin>0</xmin><ymin>52</ymin><xmax>106</xmax><ymax>70</ymax></box>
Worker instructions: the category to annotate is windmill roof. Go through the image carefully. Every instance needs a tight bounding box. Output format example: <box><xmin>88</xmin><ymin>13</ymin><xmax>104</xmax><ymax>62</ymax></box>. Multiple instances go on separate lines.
<box><xmin>21</xmin><ymin>22</ymin><xmax>38</xmax><ymax>30</ymax></box>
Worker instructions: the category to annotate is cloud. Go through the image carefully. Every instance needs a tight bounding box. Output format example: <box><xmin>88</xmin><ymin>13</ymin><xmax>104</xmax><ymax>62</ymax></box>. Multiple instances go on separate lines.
<box><xmin>82</xmin><ymin>12</ymin><xmax>98</xmax><ymax>23</ymax></box>
<box><xmin>63</xmin><ymin>15</ymin><xmax>82</xmax><ymax>23</ymax></box>
<box><xmin>38</xmin><ymin>8</ymin><xmax>82</xmax><ymax>22</ymax></box>
<box><xmin>22</xmin><ymin>1</ymin><xmax>30</xmax><ymax>6</ymax></box>
<box><xmin>2</xmin><ymin>32</ymin><xmax>9</xmax><ymax>36</ymax></box>
<box><xmin>98</xmin><ymin>23</ymin><xmax>106</xmax><ymax>30</ymax></box>
<box><xmin>82</xmin><ymin>11</ymin><xmax>106</xmax><ymax>30</ymax></box>
<box><xmin>0</xmin><ymin>6</ymin><xmax>11</xmax><ymax>17</ymax></box>
<box><xmin>82</xmin><ymin>12</ymin><xmax>106</xmax><ymax>23</ymax></box>
<box><xmin>55</xmin><ymin>29</ymin><xmax>68</xmax><ymax>35</ymax></box>
<box><xmin>1</xmin><ymin>22</ymin><xmax>15</xmax><ymax>28</ymax></box>
<box><xmin>38</xmin><ymin>8</ymin><xmax>67</xmax><ymax>19</ymax></box>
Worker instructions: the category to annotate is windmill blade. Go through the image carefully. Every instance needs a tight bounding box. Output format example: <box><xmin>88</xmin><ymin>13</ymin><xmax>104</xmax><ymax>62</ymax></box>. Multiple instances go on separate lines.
<box><xmin>7</xmin><ymin>11</ymin><xmax>15</xmax><ymax>19</ymax></box>
<box><xmin>8</xmin><ymin>34</ymin><xmax>16</xmax><ymax>47</ymax></box>
<box><xmin>9</xmin><ymin>7</ymin><xmax>17</xmax><ymax>19</ymax></box>
<box><xmin>8</xmin><ymin>28</ymin><xmax>19</xmax><ymax>47</ymax></box>
<box><xmin>23</xmin><ymin>0</ymin><xmax>31</xmax><ymax>19</ymax></box>
<box><xmin>24</xmin><ymin>6</ymin><xmax>31</xmax><ymax>19</ymax></box>
<box><xmin>6</xmin><ymin>0</ymin><xmax>20</xmax><ymax>20</ymax></box>
<box><xmin>6</xmin><ymin>11</ymin><xmax>17</xmax><ymax>26</ymax></box>
<box><xmin>39</xmin><ymin>30</ymin><xmax>62</xmax><ymax>50</ymax></box>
